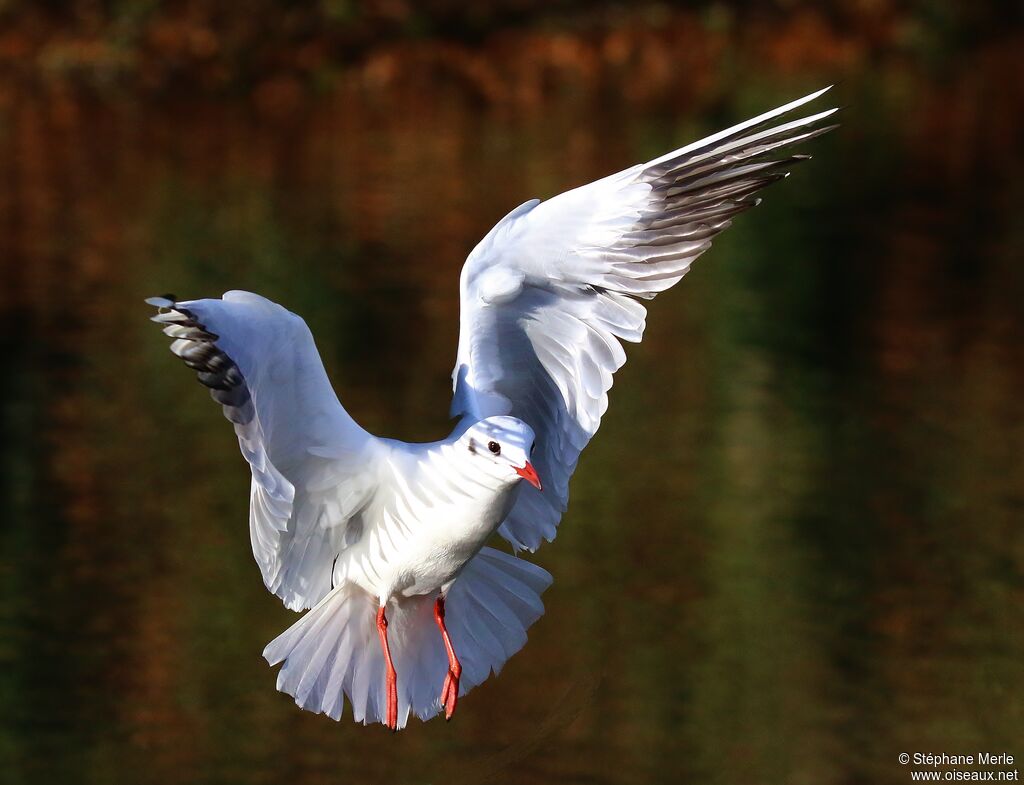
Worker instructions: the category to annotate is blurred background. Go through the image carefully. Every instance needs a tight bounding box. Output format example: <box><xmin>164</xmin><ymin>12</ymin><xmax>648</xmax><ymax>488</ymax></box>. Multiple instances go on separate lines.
<box><xmin>1</xmin><ymin>1</ymin><xmax>1022</xmax><ymax>783</ymax></box>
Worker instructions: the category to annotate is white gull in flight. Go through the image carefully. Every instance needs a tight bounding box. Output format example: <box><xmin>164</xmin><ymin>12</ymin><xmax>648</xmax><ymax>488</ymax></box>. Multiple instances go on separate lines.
<box><xmin>148</xmin><ymin>86</ymin><xmax>836</xmax><ymax>730</ymax></box>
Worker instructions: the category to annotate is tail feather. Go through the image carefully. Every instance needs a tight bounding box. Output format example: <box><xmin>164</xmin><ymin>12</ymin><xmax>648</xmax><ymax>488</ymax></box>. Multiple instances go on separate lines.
<box><xmin>435</xmin><ymin>545</ymin><xmax>552</xmax><ymax>684</ymax></box>
<box><xmin>293</xmin><ymin>608</ymin><xmax>344</xmax><ymax>707</ymax></box>
<box><xmin>263</xmin><ymin>547</ymin><xmax>552</xmax><ymax>728</ymax></box>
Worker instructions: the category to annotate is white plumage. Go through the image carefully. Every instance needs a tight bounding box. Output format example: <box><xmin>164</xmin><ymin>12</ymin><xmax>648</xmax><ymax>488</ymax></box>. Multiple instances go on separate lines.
<box><xmin>148</xmin><ymin>86</ymin><xmax>836</xmax><ymax>729</ymax></box>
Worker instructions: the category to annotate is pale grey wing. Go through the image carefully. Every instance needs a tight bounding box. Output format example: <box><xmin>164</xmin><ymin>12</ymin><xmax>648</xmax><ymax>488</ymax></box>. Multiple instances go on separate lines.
<box><xmin>452</xmin><ymin>87</ymin><xmax>837</xmax><ymax>551</ymax></box>
<box><xmin>149</xmin><ymin>290</ymin><xmax>382</xmax><ymax>610</ymax></box>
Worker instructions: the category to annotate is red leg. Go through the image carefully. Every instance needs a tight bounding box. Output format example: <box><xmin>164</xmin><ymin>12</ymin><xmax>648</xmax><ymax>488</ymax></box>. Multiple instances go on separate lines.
<box><xmin>376</xmin><ymin>605</ymin><xmax>398</xmax><ymax>730</ymax></box>
<box><xmin>434</xmin><ymin>595</ymin><xmax>462</xmax><ymax>720</ymax></box>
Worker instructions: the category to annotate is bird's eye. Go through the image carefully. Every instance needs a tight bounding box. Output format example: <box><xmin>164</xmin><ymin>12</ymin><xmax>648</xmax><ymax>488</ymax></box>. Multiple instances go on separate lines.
<box><xmin>488</xmin><ymin>441</ymin><xmax>501</xmax><ymax>455</ymax></box>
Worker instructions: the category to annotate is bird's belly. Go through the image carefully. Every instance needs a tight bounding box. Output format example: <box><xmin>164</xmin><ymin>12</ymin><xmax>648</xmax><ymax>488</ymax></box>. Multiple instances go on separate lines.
<box><xmin>343</xmin><ymin>485</ymin><xmax>516</xmax><ymax>601</ymax></box>
<box><xmin>395</xmin><ymin>522</ymin><xmax>492</xmax><ymax>597</ymax></box>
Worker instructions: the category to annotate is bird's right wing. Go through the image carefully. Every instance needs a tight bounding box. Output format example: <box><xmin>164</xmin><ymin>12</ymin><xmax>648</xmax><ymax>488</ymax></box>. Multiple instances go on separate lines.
<box><xmin>149</xmin><ymin>291</ymin><xmax>381</xmax><ymax>611</ymax></box>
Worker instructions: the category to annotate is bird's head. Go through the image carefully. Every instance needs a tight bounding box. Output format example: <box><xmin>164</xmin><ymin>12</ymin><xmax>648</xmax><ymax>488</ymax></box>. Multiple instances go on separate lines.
<box><xmin>459</xmin><ymin>416</ymin><xmax>541</xmax><ymax>491</ymax></box>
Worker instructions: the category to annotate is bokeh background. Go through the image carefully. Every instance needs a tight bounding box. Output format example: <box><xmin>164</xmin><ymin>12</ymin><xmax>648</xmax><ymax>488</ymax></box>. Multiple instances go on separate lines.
<box><xmin>1</xmin><ymin>1</ymin><xmax>1023</xmax><ymax>783</ymax></box>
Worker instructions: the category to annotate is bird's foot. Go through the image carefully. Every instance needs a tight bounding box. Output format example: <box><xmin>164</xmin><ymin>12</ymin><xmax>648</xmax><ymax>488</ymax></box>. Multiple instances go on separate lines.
<box><xmin>433</xmin><ymin>594</ymin><xmax>462</xmax><ymax>721</ymax></box>
<box><xmin>385</xmin><ymin>679</ymin><xmax>397</xmax><ymax>728</ymax></box>
<box><xmin>385</xmin><ymin>670</ymin><xmax>398</xmax><ymax>731</ymax></box>
<box><xmin>440</xmin><ymin>664</ymin><xmax>461</xmax><ymax>720</ymax></box>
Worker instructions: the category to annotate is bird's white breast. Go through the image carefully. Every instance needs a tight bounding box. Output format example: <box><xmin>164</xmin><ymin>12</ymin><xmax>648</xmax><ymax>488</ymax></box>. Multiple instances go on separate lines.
<box><xmin>334</xmin><ymin>442</ymin><xmax>517</xmax><ymax>602</ymax></box>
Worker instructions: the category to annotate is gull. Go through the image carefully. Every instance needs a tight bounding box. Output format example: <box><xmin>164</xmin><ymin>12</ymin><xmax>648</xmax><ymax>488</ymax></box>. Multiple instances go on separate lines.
<box><xmin>148</xmin><ymin>86</ymin><xmax>836</xmax><ymax>730</ymax></box>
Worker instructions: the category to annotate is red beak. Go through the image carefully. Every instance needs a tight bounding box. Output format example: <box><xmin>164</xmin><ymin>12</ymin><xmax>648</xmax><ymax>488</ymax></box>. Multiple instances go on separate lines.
<box><xmin>515</xmin><ymin>461</ymin><xmax>543</xmax><ymax>491</ymax></box>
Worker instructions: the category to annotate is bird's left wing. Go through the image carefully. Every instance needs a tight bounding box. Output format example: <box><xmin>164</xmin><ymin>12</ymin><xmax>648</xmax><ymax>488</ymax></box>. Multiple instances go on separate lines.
<box><xmin>149</xmin><ymin>291</ymin><xmax>382</xmax><ymax>610</ymax></box>
<box><xmin>451</xmin><ymin>87</ymin><xmax>837</xmax><ymax>551</ymax></box>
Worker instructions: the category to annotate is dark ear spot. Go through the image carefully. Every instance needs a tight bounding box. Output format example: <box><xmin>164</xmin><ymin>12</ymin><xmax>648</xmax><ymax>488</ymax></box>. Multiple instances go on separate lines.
<box><xmin>468</xmin><ymin>439</ymin><xmax>476</xmax><ymax>454</ymax></box>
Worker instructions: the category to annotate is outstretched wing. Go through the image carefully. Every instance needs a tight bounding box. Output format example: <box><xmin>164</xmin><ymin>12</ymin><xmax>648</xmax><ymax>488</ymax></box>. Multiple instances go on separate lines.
<box><xmin>149</xmin><ymin>291</ymin><xmax>381</xmax><ymax>610</ymax></box>
<box><xmin>451</xmin><ymin>86</ymin><xmax>837</xmax><ymax>551</ymax></box>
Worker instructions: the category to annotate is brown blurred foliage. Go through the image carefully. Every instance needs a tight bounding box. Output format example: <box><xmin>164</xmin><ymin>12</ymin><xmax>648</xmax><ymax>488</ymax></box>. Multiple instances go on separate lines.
<box><xmin>0</xmin><ymin>0</ymin><xmax>1018</xmax><ymax>108</ymax></box>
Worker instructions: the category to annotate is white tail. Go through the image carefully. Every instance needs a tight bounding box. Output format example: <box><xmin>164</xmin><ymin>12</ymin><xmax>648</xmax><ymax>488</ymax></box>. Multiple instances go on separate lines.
<box><xmin>263</xmin><ymin>547</ymin><xmax>553</xmax><ymax>728</ymax></box>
